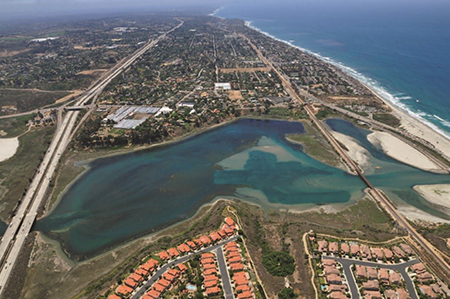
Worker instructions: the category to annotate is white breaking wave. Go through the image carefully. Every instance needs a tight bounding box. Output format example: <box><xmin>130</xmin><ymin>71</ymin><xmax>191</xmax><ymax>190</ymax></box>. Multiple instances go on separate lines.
<box><xmin>395</xmin><ymin>96</ymin><xmax>413</xmax><ymax>101</ymax></box>
<box><xmin>242</xmin><ymin>20</ymin><xmax>450</xmax><ymax>140</ymax></box>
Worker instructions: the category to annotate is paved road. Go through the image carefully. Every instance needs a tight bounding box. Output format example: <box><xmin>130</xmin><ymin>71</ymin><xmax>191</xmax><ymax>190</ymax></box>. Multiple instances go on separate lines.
<box><xmin>131</xmin><ymin>236</ymin><xmax>237</xmax><ymax>299</ymax></box>
<box><xmin>0</xmin><ymin>21</ymin><xmax>184</xmax><ymax>296</ymax></box>
<box><xmin>324</xmin><ymin>256</ymin><xmax>419</xmax><ymax>299</ymax></box>
<box><xmin>216</xmin><ymin>246</ymin><xmax>234</xmax><ymax>299</ymax></box>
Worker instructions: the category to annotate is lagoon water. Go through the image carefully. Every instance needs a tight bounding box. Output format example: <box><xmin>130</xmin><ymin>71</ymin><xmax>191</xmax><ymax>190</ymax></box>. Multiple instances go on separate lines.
<box><xmin>217</xmin><ymin>0</ymin><xmax>450</xmax><ymax>138</ymax></box>
<box><xmin>35</xmin><ymin>119</ymin><xmax>450</xmax><ymax>259</ymax></box>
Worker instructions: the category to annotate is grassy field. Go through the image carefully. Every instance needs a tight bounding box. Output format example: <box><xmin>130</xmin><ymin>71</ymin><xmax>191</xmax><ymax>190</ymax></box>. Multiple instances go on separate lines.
<box><xmin>0</xmin><ymin>126</ymin><xmax>55</xmax><ymax>221</ymax></box>
<box><xmin>373</xmin><ymin>113</ymin><xmax>401</xmax><ymax>127</ymax></box>
<box><xmin>0</xmin><ymin>114</ymin><xmax>34</xmax><ymax>137</ymax></box>
<box><xmin>286</xmin><ymin>120</ymin><xmax>343</xmax><ymax>168</ymax></box>
<box><xmin>0</xmin><ymin>89</ymin><xmax>70</xmax><ymax>113</ymax></box>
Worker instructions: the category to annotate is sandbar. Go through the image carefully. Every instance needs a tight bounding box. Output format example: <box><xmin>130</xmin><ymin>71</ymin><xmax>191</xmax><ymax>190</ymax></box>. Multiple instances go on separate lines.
<box><xmin>330</xmin><ymin>131</ymin><xmax>371</xmax><ymax>169</ymax></box>
<box><xmin>367</xmin><ymin>131</ymin><xmax>439</xmax><ymax>171</ymax></box>
<box><xmin>413</xmin><ymin>184</ymin><xmax>450</xmax><ymax>211</ymax></box>
<box><xmin>0</xmin><ymin>137</ymin><xmax>19</xmax><ymax>162</ymax></box>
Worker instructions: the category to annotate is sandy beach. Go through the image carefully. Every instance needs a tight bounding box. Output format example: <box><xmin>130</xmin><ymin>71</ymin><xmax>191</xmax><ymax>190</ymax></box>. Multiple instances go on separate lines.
<box><xmin>367</xmin><ymin>131</ymin><xmax>440</xmax><ymax>171</ymax></box>
<box><xmin>397</xmin><ymin>205</ymin><xmax>450</xmax><ymax>224</ymax></box>
<box><xmin>413</xmin><ymin>184</ymin><xmax>450</xmax><ymax>211</ymax></box>
<box><xmin>0</xmin><ymin>137</ymin><xmax>19</xmax><ymax>162</ymax></box>
<box><xmin>329</xmin><ymin>131</ymin><xmax>371</xmax><ymax>170</ymax></box>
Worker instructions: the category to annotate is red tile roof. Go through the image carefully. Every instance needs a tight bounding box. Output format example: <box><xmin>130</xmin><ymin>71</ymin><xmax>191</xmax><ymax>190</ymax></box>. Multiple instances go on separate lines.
<box><xmin>204</xmin><ymin>268</ymin><xmax>218</xmax><ymax>275</ymax></box>
<box><xmin>204</xmin><ymin>279</ymin><xmax>218</xmax><ymax>288</ymax></box>
<box><xmin>201</xmin><ymin>252</ymin><xmax>214</xmax><ymax>259</ymax></box>
<box><xmin>108</xmin><ymin>294</ymin><xmax>122</xmax><ymax>299</ymax></box>
<box><xmin>168</xmin><ymin>268</ymin><xmax>180</xmax><ymax>276</ymax></box>
<box><xmin>237</xmin><ymin>291</ymin><xmax>253</xmax><ymax>299</ymax></box>
<box><xmin>153</xmin><ymin>283</ymin><xmax>166</xmax><ymax>293</ymax></box>
<box><xmin>236</xmin><ymin>284</ymin><xmax>250</xmax><ymax>293</ymax></box>
<box><xmin>147</xmin><ymin>289</ymin><xmax>161</xmax><ymax>299</ymax></box>
<box><xmin>163</xmin><ymin>273</ymin><xmax>177</xmax><ymax>282</ymax></box>
<box><xmin>225</xmin><ymin>217</ymin><xmax>235</xmax><ymax>226</ymax></box>
<box><xmin>199</xmin><ymin>235</ymin><xmax>212</xmax><ymax>245</ymax></box>
<box><xmin>206</xmin><ymin>286</ymin><xmax>221</xmax><ymax>295</ymax></box>
<box><xmin>116</xmin><ymin>285</ymin><xmax>133</xmax><ymax>296</ymax></box>
<box><xmin>129</xmin><ymin>272</ymin><xmax>144</xmax><ymax>282</ymax></box>
<box><xmin>177</xmin><ymin>243</ymin><xmax>191</xmax><ymax>253</ymax></box>
<box><xmin>230</xmin><ymin>262</ymin><xmax>244</xmax><ymax>271</ymax></box>
<box><xmin>124</xmin><ymin>277</ymin><xmax>138</xmax><ymax>288</ymax></box>
<box><xmin>186</xmin><ymin>241</ymin><xmax>197</xmax><ymax>249</ymax></box>
<box><xmin>204</xmin><ymin>274</ymin><xmax>219</xmax><ymax>282</ymax></box>
<box><xmin>177</xmin><ymin>263</ymin><xmax>188</xmax><ymax>272</ymax></box>
<box><xmin>158</xmin><ymin>251</ymin><xmax>170</xmax><ymax>260</ymax></box>
<box><xmin>167</xmin><ymin>247</ymin><xmax>180</xmax><ymax>257</ymax></box>
<box><xmin>159</xmin><ymin>278</ymin><xmax>171</xmax><ymax>287</ymax></box>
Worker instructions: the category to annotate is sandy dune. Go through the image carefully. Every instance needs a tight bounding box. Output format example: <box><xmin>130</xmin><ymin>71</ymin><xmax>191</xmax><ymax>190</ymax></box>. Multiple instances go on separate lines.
<box><xmin>367</xmin><ymin>131</ymin><xmax>439</xmax><ymax>171</ymax></box>
<box><xmin>0</xmin><ymin>138</ymin><xmax>19</xmax><ymax>162</ymax></box>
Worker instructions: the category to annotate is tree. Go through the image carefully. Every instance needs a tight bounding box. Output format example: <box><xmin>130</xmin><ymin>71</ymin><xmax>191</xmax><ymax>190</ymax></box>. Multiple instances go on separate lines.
<box><xmin>278</xmin><ymin>287</ymin><xmax>297</xmax><ymax>299</ymax></box>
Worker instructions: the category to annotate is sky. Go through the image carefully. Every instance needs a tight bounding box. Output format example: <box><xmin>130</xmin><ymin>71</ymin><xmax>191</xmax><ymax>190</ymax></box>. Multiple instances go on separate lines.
<box><xmin>0</xmin><ymin>0</ymin><xmax>228</xmax><ymax>21</ymax></box>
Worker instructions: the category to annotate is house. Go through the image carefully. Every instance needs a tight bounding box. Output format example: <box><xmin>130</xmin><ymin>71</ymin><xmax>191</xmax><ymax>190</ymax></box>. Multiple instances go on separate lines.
<box><xmin>108</xmin><ymin>294</ymin><xmax>121</xmax><ymax>299</ymax></box>
<box><xmin>371</xmin><ymin>248</ymin><xmax>384</xmax><ymax>260</ymax></box>
<box><xmin>378</xmin><ymin>269</ymin><xmax>389</xmax><ymax>284</ymax></box>
<box><xmin>418</xmin><ymin>271</ymin><xmax>434</xmax><ymax>283</ymax></box>
<box><xmin>383</xmin><ymin>248</ymin><xmax>393</xmax><ymax>260</ymax></box>
<box><xmin>392</xmin><ymin>246</ymin><xmax>405</xmax><ymax>258</ymax></box>
<box><xmin>384</xmin><ymin>289</ymin><xmax>397</xmax><ymax>299</ymax></box>
<box><xmin>322</xmin><ymin>259</ymin><xmax>336</xmax><ymax>267</ymax></box>
<box><xmin>419</xmin><ymin>285</ymin><xmax>437</xmax><ymax>298</ymax></box>
<box><xmin>350</xmin><ymin>244</ymin><xmax>360</xmax><ymax>256</ymax></box>
<box><xmin>204</xmin><ymin>274</ymin><xmax>219</xmax><ymax>282</ymax></box>
<box><xmin>341</xmin><ymin>243</ymin><xmax>349</xmax><ymax>255</ymax></box>
<box><xmin>329</xmin><ymin>242</ymin><xmax>339</xmax><ymax>254</ymax></box>
<box><xmin>360</xmin><ymin>245</ymin><xmax>372</xmax><ymax>259</ymax></box>
<box><xmin>400</xmin><ymin>243</ymin><xmax>413</xmax><ymax>255</ymax></box>
<box><xmin>209</xmin><ymin>232</ymin><xmax>222</xmax><ymax>242</ymax></box>
<box><xmin>203</xmin><ymin>263</ymin><xmax>216</xmax><ymax>270</ymax></box>
<box><xmin>205</xmin><ymin>268</ymin><xmax>218</xmax><ymax>275</ymax></box>
<box><xmin>116</xmin><ymin>285</ymin><xmax>133</xmax><ymax>296</ymax></box>
<box><xmin>367</xmin><ymin>267</ymin><xmax>378</xmax><ymax>280</ymax></box>
<box><xmin>230</xmin><ymin>262</ymin><xmax>244</xmax><ymax>271</ymax></box>
<box><xmin>163</xmin><ymin>273</ymin><xmax>177</xmax><ymax>282</ymax></box>
<box><xmin>237</xmin><ymin>291</ymin><xmax>253</xmax><ymax>299</ymax></box>
<box><xmin>177</xmin><ymin>263</ymin><xmax>188</xmax><ymax>272</ymax></box>
<box><xmin>158</xmin><ymin>251</ymin><xmax>170</xmax><ymax>260</ymax></box>
<box><xmin>236</xmin><ymin>284</ymin><xmax>251</xmax><ymax>293</ymax></box>
<box><xmin>225</xmin><ymin>217</ymin><xmax>235</xmax><ymax>227</ymax></box>
<box><xmin>364</xmin><ymin>290</ymin><xmax>382</xmax><ymax>299</ymax></box>
<box><xmin>317</xmin><ymin>240</ymin><xmax>328</xmax><ymax>253</ymax></box>
<box><xmin>136</xmin><ymin>267</ymin><xmax>149</xmax><ymax>276</ymax></box>
<box><xmin>177</xmin><ymin>243</ymin><xmax>191</xmax><ymax>254</ymax></box>
<box><xmin>356</xmin><ymin>265</ymin><xmax>366</xmax><ymax>278</ymax></box>
<box><xmin>363</xmin><ymin>280</ymin><xmax>379</xmax><ymax>291</ymax></box>
<box><xmin>330</xmin><ymin>291</ymin><xmax>347</xmax><ymax>299</ymax></box>
<box><xmin>124</xmin><ymin>277</ymin><xmax>138</xmax><ymax>288</ymax></box>
<box><xmin>201</xmin><ymin>257</ymin><xmax>215</xmax><ymax>265</ymax></box>
<box><xmin>326</xmin><ymin>274</ymin><xmax>342</xmax><ymax>285</ymax></box>
<box><xmin>411</xmin><ymin>263</ymin><xmax>426</xmax><ymax>274</ymax></box>
<box><xmin>205</xmin><ymin>279</ymin><xmax>218</xmax><ymax>288</ymax></box>
<box><xmin>186</xmin><ymin>241</ymin><xmax>197</xmax><ymax>249</ymax></box>
<box><xmin>199</xmin><ymin>235</ymin><xmax>212</xmax><ymax>246</ymax></box>
<box><xmin>228</xmin><ymin>256</ymin><xmax>242</xmax><ymax>264</ymax></box>
<box><xmin>324</xmin><ymin>266</ymin><xmax>340</xmax><ymax>275</ymax></box>
<box><xmin>147</xmin><ymin>289</ymin><xmax>161</xmax><ymax>298</ymax></box>
<box><xmin>167</xmin><ymin>247</ymin><xmax>180</xmax><ymax>258</ymax></box>
<box><xmin>202</xmin><ymin>252</ymin><xmax>215</xmax><ymax>259</ymax></box>
<box><xmin>153</xmin><ymin>283</ymin><xmax>166</xmax><ymax>293</ymax></box>
<box><xmin>206</xmin><ymin>286</ymin><xmax>221</xmax><ymax>296</ymax></box>
<box><xmin>397</xmin><ymin>288</ymin><xmax>409</xmax><ymax>299</ymax></box>
<box><xmin>389</xmin><ymin>271</ymin><xmax>402</xmax><ymax>285</ymax></box>
<box><xmin>129</xmin><ymin>272</ymin><xmax>144</xmax><ymax>283</ymax></box>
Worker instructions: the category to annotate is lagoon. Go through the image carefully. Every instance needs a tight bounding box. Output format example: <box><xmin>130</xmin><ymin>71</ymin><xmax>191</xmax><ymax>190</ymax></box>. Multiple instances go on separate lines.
<box><xmin>35</xmin><ymin>119</ymin><xmax>450</xmax><ymax>260</ymax></box>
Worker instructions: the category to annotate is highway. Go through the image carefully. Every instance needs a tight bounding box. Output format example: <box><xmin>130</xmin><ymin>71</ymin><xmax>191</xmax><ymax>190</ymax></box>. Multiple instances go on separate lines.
<box><xmin>241</xmin><ymin>33</ymin><xmax>450</xmax><ymax>283</ymax></box>
<box><xmin>0</xmin><ymin>20</ymin><xmax>183</xmax><ymax>296</ymax></box>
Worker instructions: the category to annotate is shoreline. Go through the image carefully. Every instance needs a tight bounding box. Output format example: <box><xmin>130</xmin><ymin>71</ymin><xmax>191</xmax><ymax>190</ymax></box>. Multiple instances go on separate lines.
<box><xmin>239</xmin><ymin>18</ymin><xmax>450</xmax><ymax>161</ymax></box>
<box><xmin>413</xmin><ymin>184</ymin><xmax>450</xmax><ymax>215</ymax></box>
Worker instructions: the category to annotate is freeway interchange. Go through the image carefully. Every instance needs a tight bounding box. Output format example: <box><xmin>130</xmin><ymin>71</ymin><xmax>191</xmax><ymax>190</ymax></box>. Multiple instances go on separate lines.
<box><xmin>0</xmin><ymin>20</ymin><xmax>183</xmax><ymax>296</ymax></box>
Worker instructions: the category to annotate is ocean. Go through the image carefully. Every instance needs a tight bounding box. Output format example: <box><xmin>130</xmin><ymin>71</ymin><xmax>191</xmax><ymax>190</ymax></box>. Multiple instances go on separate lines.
<box><xmin>216</xmin><ymin>0</ymin><xmax>450</xmax><ymax>138</ymax></box>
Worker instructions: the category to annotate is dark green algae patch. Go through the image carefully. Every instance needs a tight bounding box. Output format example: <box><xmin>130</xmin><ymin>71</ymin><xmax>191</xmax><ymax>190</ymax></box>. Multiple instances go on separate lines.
<box><xmin>34</xmin><ymin>118</ymin><xmax>450</xmax><ymax>260</ymax></box>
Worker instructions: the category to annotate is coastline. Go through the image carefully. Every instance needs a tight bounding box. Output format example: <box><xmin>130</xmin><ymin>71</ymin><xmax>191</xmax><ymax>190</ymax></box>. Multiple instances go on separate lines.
<box><xmin>239</xmin><ymin>19</ymin><xmax>450</xmax><ymax>162</ymax></box>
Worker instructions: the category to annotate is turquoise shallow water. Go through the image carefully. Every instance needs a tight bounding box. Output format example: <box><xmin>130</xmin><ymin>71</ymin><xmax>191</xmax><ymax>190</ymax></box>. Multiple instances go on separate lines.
<box><xmin>35</xmin><ymin>119</ymin><xmax>450</xmax><ymax>259</ymax></box>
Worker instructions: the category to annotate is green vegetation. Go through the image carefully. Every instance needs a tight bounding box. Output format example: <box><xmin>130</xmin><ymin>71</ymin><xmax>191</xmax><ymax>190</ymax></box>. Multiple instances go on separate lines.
<box><xmin>0</xmin><ymin>126</ymin><xmax>55</xmax><ymax>221</ymax></box>
<box><xmin>262</xmin><ymin>251</ymin><xmax>295</xmax><ymax>277</ymax></box>
<box><xmin>278</xmin><ymin>287</ymin><xmax>297</xmax><ymax>299</ymax></box>
<box><xmin>286</xmin><ymin>121</ymin><xmax>341</xmax><ymax>167</ymax></box>
<box><xmin>0</xmin><ymin>114</ymin><xmax>33</xmax><ymax>136</ymax></box>
<box><xmin>373</xmin><ymin>113</ymin><xmax>401</xmax><ymax>127</ymax></box>
<box><xmin>0</xmin><ymin>89</ymin><xmax>70</xmax><ymax>114</ymax></box>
